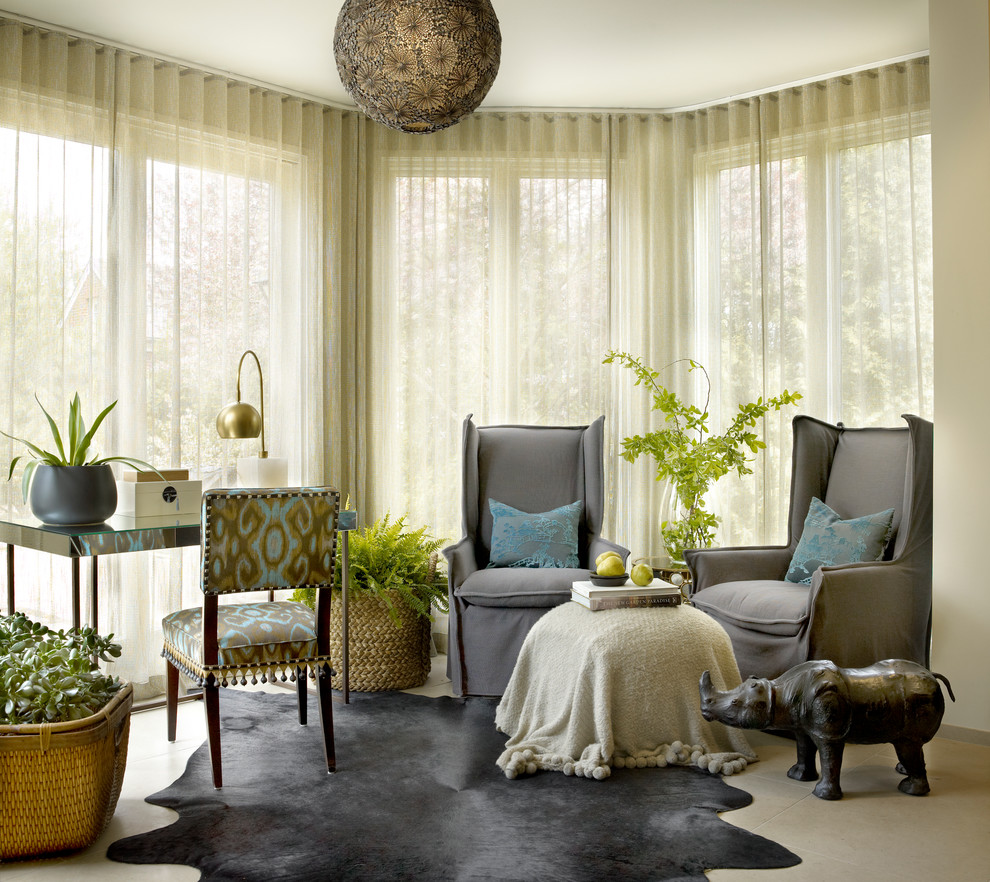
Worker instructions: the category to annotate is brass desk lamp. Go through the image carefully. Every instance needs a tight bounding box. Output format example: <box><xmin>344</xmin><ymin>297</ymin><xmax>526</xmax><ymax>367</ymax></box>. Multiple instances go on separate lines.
<box><xmin>216</xmin><ymin>350</ymin><xmax>268</xmax><ymax>458</ymax></box>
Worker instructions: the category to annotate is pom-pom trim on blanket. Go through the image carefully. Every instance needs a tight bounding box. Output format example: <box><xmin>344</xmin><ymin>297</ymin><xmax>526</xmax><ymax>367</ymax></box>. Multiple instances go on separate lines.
<box><xmin>498</xmin><ymin>739</ymin><xmax>750</xmax><ymax>780</ymax></box>
<box><xmin>493</xmin><ymin>603</ymin><xmax>758</xmax><ymax>782</ymax></box>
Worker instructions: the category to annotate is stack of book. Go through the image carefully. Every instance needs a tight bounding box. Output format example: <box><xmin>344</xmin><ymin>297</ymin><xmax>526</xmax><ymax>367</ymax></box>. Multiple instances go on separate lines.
<box><xmin>571</xmin><ymin>579</ymin><xmax>683</xmax><ymax>611</ymax></box>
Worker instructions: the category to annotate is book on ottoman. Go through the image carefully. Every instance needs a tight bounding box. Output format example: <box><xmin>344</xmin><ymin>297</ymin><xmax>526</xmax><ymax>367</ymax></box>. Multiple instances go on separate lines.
<box><xmin>571</xmin><ymin>579</ymin><xmax>682</xmax><ymax>611</ymax></box>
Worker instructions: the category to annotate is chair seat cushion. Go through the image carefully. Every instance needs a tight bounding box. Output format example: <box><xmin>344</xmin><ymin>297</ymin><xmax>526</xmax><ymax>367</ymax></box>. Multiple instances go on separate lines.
<box><xmin>692</xmin><ymin>580</ymin><xmax>811</xmax><ymax>637</ymax></box>
<box><xmin>456</xmin><ymin>567</ymin><xmax>585</xmax><ymax>608</ymax></box>
<box><xmin>163</xmin><ymin>600</ymin><xmax>318</xmax><ymax>669</ymax></box>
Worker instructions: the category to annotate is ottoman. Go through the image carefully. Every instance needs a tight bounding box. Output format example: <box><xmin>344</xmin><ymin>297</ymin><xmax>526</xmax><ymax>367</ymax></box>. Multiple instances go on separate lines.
<box><xmin>495</xmin><ymin>601</ymin><xmax>756</xmax><ymax>779</ymax></box>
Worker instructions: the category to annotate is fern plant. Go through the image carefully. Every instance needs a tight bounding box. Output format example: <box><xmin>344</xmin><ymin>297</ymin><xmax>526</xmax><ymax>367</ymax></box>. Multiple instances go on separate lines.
<box><xmin>293</xmin><ymin>513</ymin><xmax>447</xmax><ymax>628</ymax></box>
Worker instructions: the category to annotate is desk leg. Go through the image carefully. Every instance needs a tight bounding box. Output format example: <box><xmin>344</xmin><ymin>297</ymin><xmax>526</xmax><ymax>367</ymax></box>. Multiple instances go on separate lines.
<box><xmin>341</xmin><ymin>530</ymin><xmax>349</xmax><ymax>704</ymax></box>
<box><xmin>90</xmin><ymin>557</ymin><xmax>99</xmax><ymax>630</ymax></box>
<box><xmin>71</xmin><ymin>558</ymin><xmax>81</xmax><ymax>631</ymax></box>
<box><xmin>6</xmin><ymin>544</ymin><xmax>13</xmax><ymax>615</ymax></box>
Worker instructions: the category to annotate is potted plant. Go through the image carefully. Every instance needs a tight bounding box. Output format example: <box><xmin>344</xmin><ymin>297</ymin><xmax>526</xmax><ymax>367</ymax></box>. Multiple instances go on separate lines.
<box><xmin>0</xmin><ymin>612</ymin><xmax>133</xmax><ymax>858</ymax></box>
<box><xmin>293</xmin><ymin>512</ymin><xmax>448</xmax><ymax>692</ymax></box>
<box><xmin>2</xmin><ymin>393</ymin><xmax>159</xmax><ymax>526</ymax></box>
<box><xmin>604</xmin><ymin>351</ymin><xmax>801</xmax><ymax>564</ymax></box>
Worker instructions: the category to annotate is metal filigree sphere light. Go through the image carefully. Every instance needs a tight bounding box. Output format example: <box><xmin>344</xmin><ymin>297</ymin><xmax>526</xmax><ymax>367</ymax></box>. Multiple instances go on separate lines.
<box><xmin>334</xmin><ymin>0</ymin><xmax>501</xmax><ymax>134</ymax></box>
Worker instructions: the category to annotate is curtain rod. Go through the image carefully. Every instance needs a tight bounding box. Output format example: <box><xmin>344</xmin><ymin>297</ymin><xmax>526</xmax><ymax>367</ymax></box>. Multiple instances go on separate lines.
<box><xmin>0</xmin><ymin>8</ymin><xmax>354</xmax><ymax>110</ymax></box>
<box><xmin>0</xmin><ymin>8</ymin><xmax>928</xmax><ymax>117</ymax></box>
<box><xmin>481</xmin><ymin>51</ymin><xmax>930</xmax><ymax>116</ymax></box>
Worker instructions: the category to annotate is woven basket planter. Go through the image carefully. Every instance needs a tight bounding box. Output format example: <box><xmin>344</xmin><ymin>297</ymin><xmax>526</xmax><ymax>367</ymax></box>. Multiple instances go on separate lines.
<box><xmin>0</xmin><ymin>681</ymin><xmax>133</xmax><ymax>859</ymax></box>
<box><xmin>330</xmin><ymin>590</ymin><xmax>432</xmax><ymax>692</ymax></box>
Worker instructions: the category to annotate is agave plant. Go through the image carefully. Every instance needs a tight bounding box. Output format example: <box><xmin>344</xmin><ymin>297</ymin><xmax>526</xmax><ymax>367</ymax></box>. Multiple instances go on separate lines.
<box><xmin>2</xmin><ymin>393</ymin><xmax>159</xmax><ymax>502</ymax></box>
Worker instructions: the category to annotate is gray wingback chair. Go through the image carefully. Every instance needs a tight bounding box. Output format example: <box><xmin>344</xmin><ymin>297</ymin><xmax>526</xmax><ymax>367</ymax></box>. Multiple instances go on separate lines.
<box><xmin>444</xmin><ymin>414</ymin><xmax>629</xmax><ymax>696</ymax></box>
<box><xmin>685</xmin><ymin>414</ymin><xmax>933</xmax><ymax>681</ymax></box>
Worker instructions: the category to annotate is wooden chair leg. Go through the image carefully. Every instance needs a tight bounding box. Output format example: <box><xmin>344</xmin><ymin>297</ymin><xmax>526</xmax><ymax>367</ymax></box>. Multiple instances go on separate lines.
<box><xmin>166</xmin><ymin>659</ymin><xmax>179</xmax><ymax>742</ymax></box>
<box><xmin>317</xmin><ymin>665</ymin><xmax>336</xmax><ymax>773</ymax></box>
<box><xmin>204</xmin><ymin>680</ymin><xmax>223</xmax><ymax>789</ymax></box>
<box><xmin>297</xmin><ymin>665</ymin><xmax>307</xmax><ymax>726</ymax></box>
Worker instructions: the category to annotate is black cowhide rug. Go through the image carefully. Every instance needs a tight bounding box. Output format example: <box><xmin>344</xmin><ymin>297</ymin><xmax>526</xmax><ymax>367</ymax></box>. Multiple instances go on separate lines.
<box><xmin>108</xmin><ymin>689</ymin><xmax>800</xmax><ymax>881</ymax></box>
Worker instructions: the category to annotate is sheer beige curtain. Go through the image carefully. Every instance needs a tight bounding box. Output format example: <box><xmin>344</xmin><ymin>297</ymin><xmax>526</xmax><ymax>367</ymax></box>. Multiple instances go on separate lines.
<box><xmin>359</xmin><ymin>112</ymin><xmax>612</xmax><ymax>546</ymax></box>
<box><xmin>607</xmin><ymin>58</ymin><xmax>931</xmax><ymax>554</ymax></box>
<box><xmin>0</xmin><ymin>18</ymin><xmax>331</xmax><ymax>695</ymax></box>
<box><xmin>607</xmin><ymin>110</ymin><xmax>711</xmax><ymax>556</ymax></box>
<box><xmin>366</xmin><ymin>59</ymin><xmax>932</xmax><ymax>560</ymax></box>
<box><xmin>690</xmin><ymin>58</ymin><xmax>933</xmax><ymax>546</ymax></box>
<box><xmin>0</xmin><ymin>18</ymin><xmax>931</xmax><ymax>690</ymax></box>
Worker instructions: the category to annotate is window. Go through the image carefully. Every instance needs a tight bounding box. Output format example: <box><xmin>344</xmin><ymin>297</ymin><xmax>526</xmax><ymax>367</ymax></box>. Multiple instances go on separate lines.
<box><xmin>0</xmin><ymin>31</ymin><xmax>325</xmax><ymax>688</ymax></box>
<box><xmin>696</xmin><ymin>113</ymin><xmax>933</xmax><ymax>545</ymax></box>
<box><xmin>375</xmin><ymin>153</ymin><xmax>609</xmax><ymax>541</ymax></box>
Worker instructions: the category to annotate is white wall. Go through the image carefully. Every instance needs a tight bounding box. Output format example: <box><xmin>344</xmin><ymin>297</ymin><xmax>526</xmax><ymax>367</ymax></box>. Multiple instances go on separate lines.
<box><xmin>930</xmin><ymin>0</ymin><xmax>990</xmax><ymax>735</ymax></box>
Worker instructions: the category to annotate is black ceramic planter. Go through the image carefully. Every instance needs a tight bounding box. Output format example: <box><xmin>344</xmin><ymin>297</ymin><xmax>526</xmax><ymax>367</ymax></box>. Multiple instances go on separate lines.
<box><xmin>28</xmin><ymin>464</ymin><xmax>117</xmax><ymax>526</ymax></box>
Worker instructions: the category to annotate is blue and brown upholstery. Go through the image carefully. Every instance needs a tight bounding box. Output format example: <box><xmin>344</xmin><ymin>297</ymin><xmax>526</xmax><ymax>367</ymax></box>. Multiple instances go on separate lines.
<box><xmin>163</xmin><ymin>486</ymin><xmax>340</xmax><ymax>788</ymax></box>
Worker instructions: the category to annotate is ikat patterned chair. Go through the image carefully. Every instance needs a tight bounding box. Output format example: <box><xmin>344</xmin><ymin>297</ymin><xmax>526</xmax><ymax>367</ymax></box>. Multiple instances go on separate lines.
<box><xmin>163</xmin><ymin>487</ymin><xmax>340</xmax><ymax>788</ymax></box>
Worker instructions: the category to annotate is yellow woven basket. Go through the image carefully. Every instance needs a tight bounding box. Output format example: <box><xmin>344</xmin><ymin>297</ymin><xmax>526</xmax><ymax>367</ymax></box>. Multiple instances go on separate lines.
<box><xmin>0</xmin><ymin>681</ymin><xmax>133</xmax><ymax>859</ymax></box>
<box><xmin>330</xmin><ymin>590</ymin><xmax>432</xmax><ymax>692</ymax></box>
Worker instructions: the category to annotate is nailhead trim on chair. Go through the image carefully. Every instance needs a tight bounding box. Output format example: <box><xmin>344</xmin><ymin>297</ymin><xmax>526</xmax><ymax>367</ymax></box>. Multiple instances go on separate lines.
<box><xmin>201</xmin><ymin>487</ymin><xmax>339</xmax><ymax>596</ymax></box>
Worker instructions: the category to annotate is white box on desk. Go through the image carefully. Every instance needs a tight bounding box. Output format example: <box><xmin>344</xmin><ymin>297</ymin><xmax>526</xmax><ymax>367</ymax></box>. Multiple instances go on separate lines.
<box><xmin>116</xmin><ymin>479</ymin><xmax>202</xmax><ymax>518</ymax></box>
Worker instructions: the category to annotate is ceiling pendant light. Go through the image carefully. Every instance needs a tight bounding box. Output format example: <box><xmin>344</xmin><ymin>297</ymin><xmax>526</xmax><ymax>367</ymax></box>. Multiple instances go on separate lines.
<box><xmin>334</xmin><ymin>0</ymin><xmax>501</xmax><ymax>134</ymax></box>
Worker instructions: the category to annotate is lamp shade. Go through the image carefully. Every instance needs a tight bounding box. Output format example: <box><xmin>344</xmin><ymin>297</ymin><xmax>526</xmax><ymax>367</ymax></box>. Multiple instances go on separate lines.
<box><xmin>334</xmin><ymin>0</ymin><xmax>501</xmax><ymax>134</ymax></box>
<box><xmin>217</xmin><ymin>349</ymin><xmax>269</xmax><ymax>458</ymax></box>
<box><xmin>216</xmin><ymin>402</ymin><xmax>262</xmax><ymax>440</ymax></box>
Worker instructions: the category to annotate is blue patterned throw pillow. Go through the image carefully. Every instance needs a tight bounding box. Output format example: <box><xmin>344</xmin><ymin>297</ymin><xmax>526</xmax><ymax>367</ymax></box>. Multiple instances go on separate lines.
<box><xmin>487</xmin><ymin>499</ymin><xmax>583</xmax><ymax>568</ymax></box>
<box><xmin>785</xmin><ymin>497</ymin><xmax>895</xmax><ymax>585</ymax></box>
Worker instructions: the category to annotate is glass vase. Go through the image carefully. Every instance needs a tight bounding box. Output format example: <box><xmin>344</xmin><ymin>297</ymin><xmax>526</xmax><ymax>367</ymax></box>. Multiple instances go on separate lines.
<box><xmin>659</xmin><ymin>480</ymin><xmax>720</xmax><ymax>566</ymax></box>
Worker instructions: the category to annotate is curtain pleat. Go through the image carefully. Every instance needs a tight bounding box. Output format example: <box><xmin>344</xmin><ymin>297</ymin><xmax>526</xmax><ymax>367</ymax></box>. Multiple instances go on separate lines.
<box><xmin>355</xmin><ymin>112</ymin><xmax>611</xmax><ymax>546</ymax></box>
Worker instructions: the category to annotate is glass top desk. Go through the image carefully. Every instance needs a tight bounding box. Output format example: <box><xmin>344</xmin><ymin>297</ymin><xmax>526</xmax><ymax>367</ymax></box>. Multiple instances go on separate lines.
<box><xmin>2</xmin><ymin>507</ymin><xmax>358</xmax><ymax>702</ymax></box>
<box><xmin>1</xmin><ymin>513</ymin><xmax>201</xmax><ymax>632</ymax></box>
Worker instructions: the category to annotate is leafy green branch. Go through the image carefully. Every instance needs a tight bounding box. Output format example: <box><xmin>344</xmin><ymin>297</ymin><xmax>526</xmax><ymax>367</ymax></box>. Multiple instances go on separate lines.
<box><xmin>604</xmin><ymin>351</ymin><xmax>802</xmax><ymax>559</ymax></box>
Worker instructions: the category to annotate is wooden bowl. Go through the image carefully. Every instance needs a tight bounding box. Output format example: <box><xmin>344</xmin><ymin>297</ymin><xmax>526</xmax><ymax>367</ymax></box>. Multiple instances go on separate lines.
<box><xmin>589</xmin><ymin>572</ymin><xmax>629</xmax><ymax>587</ymax></box>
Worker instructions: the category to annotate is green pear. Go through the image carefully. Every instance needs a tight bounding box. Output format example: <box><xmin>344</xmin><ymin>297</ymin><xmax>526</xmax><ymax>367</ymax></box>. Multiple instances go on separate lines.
<box><xmin>630</xmin><ymin>563</ymin><xmax>654</xmax><ymax>587</ymax></box>
<box><xmin>596</xmin><ymin>555</ymin><xmax>625</xmax><ymax>577</ymax></box>
<box><xmin>595</xmin><ymin>550</ymin><xmax>622</xmax><ymax>569</ymax></box>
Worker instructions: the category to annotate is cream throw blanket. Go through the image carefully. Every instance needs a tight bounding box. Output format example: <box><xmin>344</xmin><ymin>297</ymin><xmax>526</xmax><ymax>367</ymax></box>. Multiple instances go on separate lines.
<box><xmin>495</xmin><ymin>602</ymin><xmax>756</xmax><ymax>779</ymax></box>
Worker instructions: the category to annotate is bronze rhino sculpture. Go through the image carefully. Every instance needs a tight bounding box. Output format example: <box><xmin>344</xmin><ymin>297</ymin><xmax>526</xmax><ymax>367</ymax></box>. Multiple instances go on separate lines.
<box><xmin>699</xmin><ymin>659</ymin><xmax>954</xmax><ymax>800</ymax></box>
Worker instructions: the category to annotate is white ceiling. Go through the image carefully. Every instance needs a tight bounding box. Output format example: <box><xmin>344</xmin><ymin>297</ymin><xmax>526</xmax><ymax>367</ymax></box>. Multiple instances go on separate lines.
<box><xmin>2</xmin><ymin>0</ymin><xmax>929</xmax><ymax>110</ymax></box>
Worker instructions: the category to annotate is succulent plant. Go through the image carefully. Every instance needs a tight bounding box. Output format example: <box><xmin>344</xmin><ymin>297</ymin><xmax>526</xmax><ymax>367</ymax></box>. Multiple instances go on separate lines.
<box><xmin>0</xmin><ymin>612</ymin><xmax>123</xmax><ymax>724</ymax></box>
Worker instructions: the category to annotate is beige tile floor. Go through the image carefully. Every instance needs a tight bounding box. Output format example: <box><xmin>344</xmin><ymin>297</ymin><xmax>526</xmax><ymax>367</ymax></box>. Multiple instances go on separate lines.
<box><xmin>5</xmin><ymin>655</ymin><xmax>989</xmax><ymax>881</ymax></box>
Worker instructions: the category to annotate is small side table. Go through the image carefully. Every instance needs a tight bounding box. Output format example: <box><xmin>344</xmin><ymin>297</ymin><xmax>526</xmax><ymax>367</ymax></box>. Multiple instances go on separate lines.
<box><xmin>634</xmin><ymin>556</ymin><xmax>692</xmax><ymax>597</ymax></box>
<box><xmin>3</xmin><ymin>507</ymin><xmax>358</xmax><ymax>706</ymax></box>
<box><xmin>2</xmin><ymin>514</ymin><xmax>200</xmax><ymax>630</ymax></box>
